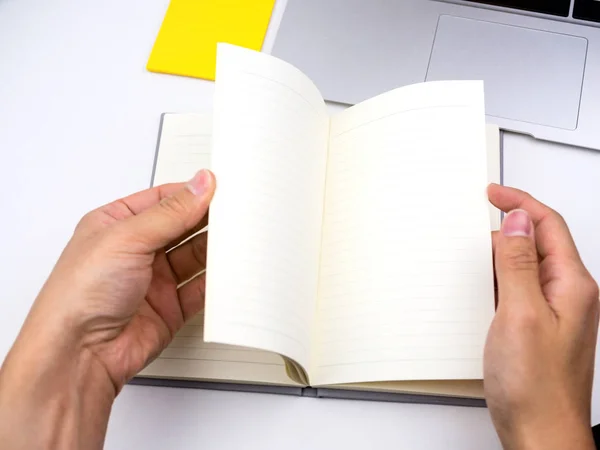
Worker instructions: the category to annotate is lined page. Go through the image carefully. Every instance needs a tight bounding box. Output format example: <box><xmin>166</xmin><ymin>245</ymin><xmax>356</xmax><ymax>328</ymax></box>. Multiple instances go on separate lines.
<box><xmin>147</xmin><ymin>113</ymin><xmax>297</xmax><ymax>386</ymax></box>
<box><xmin>204</xmin><ymin>44</ymin><xmax>329</xmax><ymax>373</ymax></box>
<box><xmin>312</xmin><ymin>81</ymin><xmax>495</xmax><ymax>386</ymax></box>
<box><xmin>140</xmin><ymin>313</ymin><xmax>299</xmax><ymax>386</ymax></box>
<box><xmin>152</xmin><ymin>113</ymin><xmax>212</xmax><ymax>185</ymax></box>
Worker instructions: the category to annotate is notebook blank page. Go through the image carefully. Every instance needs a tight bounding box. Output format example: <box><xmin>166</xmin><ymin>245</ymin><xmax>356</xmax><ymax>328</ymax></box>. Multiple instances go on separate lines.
<box><xmin>312</xmin><ymin>81</ymin><xmax>495</xmax><ymax>386</ymax></box>
<box><xmin>204</xmin><ymin>44</ymin><xmax>329</xmax><ymax>372</ymax></box>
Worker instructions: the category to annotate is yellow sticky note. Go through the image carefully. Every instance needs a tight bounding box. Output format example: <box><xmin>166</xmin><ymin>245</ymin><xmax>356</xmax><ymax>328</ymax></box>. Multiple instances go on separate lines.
<box><xmin>147</xmin><ymin>0</ymin><xmax>276</xmax><ymax>81</ymax></box>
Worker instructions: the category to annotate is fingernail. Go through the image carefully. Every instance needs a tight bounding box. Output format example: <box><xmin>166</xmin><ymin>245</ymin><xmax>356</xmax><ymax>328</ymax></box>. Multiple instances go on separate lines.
<box><xmin>502</xmin><ymin>209</ymin><xmax>532</xmax><ymax>237</ymax></box>
<box><xmin>186</xmin><ymin>169</ymin><xmax>210</xmax><ymax>196</ymax></box>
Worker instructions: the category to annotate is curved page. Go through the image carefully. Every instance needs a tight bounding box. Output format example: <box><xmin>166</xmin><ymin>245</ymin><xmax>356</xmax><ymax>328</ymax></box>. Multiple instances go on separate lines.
<box><xmin>204</xmin><ymin>44</ymin><xmax>329</xmax><ymax>375</ymax></box>
<box><xmin>144</xmin><ymin>113</ymin><xmax>299</xmax><ymax>386</ymax></box>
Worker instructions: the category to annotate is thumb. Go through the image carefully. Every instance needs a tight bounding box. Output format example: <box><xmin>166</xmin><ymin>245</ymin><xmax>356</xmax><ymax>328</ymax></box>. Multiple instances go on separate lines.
<box><xmin>122</xmin><ymin>169</ymin><xmax>216</xmax><ymax>252</ymax></box>
<box><xmin>495</xmin><ymin>209</ymin><xmax>544</xmax><ymax>311</ymax></box>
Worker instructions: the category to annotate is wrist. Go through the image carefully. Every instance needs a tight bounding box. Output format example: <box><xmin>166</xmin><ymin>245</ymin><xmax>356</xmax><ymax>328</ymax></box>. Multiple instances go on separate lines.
<box><xmin>0</xmin><ymin>307</ymin><xmax>116</xmax><ymax>449</ymax></box>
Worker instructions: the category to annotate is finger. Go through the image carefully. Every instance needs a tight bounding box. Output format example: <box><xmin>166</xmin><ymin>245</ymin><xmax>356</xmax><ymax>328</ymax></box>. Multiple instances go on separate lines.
<box><xmin>167</xmin><ymin>231</ymin><xmax>208</xmax><ymax>283</ymax></box>
<box><xmin>177</xmin><ymin>272</ymin><xmax>206</xmax><ymax>322</ymax></box>
<box><xmin>145</xmin><ymin>252</ymin><xmax>185</xmax><ymax>336</ymax></box>
<box><xmin>488</xmin><ymin>184</ymin><xmax>581</xmax><ymax>264</ymax></box>
<box><xmin>96</xmin><ymin>183</ymin><xmax>186</xmax><ymax>221</ymax></box>
<box><xmin>120</xmin><ymin>170</ymin><xmax>216</xmax><ymax>253</ymax></box>
<box><xmin>117</xmin><ymin>183</ymin><xmax>187</xmax><ymax>215</ymax></box>
<box><xmin>76</xmin><ymin>183</ymin><xmax>189</xmax><ymax>238</ymax></box>
<box><xmin>494</xmin><ymin>209</ymin><xmax>546</xmax><ymax>312</ymax></box>
<box><xmin>491</xmin><ymin>230</ymin><xmax>499</xmax><ymax>254</ymax></box>
<box><xmin>166</xmin><ymin>211</ymin><xmax>209</xmax><ymax>251</ymax></box>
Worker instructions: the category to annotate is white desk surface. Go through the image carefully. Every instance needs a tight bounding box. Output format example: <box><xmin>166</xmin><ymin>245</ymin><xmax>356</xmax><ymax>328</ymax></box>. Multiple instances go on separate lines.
<box><xmin>2</xmin><ymin>1</ymin><xmax>600</xmax><ymax>449</ymax></box>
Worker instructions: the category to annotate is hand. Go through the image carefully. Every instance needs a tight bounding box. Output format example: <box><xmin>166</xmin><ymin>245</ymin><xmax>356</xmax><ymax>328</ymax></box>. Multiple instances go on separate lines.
<box><xmin>0</xmin><ymin>169</ymin><xmax>216</xmax><ymax>449</ymax></box>
<box><xmin>485</xmin><ymin>184</ymin><xmax>599</xmax><ymax>450</ymax></box>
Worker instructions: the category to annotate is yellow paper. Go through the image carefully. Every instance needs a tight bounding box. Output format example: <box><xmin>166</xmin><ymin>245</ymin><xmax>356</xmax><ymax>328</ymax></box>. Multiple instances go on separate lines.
<box><xmin>147</xmin><ymin>0</ymin><xmax>275</xmax><ymax>81</ymax></box>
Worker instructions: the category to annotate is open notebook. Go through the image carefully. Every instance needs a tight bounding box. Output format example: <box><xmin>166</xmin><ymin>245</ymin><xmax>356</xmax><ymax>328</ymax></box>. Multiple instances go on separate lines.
<box><xmin>135</xmin><ymin>44</ymin><xmax>502</xmax><ymax>406</ymax></box>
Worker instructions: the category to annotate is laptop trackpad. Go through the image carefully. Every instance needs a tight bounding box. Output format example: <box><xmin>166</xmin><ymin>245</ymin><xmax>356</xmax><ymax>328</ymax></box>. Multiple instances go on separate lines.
<box><xmin>426</xmin><ymin>16</ymin><xmax>587</xmax><ymax>130</ymax></box>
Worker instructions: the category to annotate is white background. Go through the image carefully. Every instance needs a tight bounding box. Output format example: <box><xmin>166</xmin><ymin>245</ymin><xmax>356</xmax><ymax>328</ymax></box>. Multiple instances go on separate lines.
<box><xmin>1</xmin><ymin>1</ymin><xmax>600</xmax><ymax>449</ymax></box>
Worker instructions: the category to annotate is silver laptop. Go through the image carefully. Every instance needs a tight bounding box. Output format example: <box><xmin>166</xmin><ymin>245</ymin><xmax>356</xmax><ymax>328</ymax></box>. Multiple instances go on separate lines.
<box><xmin>271</xmin><ymin>0</ymin><xmax>600</xmax><ymax>150</ymax></box>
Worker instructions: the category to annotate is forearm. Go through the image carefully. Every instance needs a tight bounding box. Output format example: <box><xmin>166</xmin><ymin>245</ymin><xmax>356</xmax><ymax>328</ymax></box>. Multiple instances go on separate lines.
<box><xmin>0</xmin><ymin>324</ymin><xmax>115</xmax><ymax>450</ymax></box>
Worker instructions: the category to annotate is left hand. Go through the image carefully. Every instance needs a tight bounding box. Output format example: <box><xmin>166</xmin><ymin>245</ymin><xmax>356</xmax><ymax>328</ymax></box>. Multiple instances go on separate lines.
<box><xmin>30</xmin><ymin>169</ymin><xmax>216</xmax><ymax>390</ymax></box>
<box><xmin>0</xmin><ymin>169</ymin><xmax>215</xmax><ymax>449</ymax></box>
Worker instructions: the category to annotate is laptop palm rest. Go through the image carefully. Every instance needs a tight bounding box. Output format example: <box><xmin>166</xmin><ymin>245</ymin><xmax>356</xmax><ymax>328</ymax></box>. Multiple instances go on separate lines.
<box><xmin>426</xmin><ymin>15</ymin><xmax>587</xmax><ymax>131</ymax></box>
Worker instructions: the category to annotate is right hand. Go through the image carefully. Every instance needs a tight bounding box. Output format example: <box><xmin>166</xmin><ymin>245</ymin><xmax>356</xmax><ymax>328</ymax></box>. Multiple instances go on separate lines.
<box><xmin>485</xmin><ymin>184</ymin><xmax>599</xmax><ymax>450</ymax></box>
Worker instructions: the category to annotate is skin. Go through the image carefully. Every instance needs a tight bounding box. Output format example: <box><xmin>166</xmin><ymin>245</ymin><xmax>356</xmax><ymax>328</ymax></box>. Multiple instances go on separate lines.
<box><xmin>0</xmin><ymin>175</ymin><xmax>597</xmax><ymax>449</ymax></box>
<box><xmin>0</xmin><ymin>169</ymin><xmax>216</xmax><ymax>449</ymax></box>
<box><xmin>486</xmin><ymin>184</ymin><xmax>599</xmax><ymax>449</ymax></box>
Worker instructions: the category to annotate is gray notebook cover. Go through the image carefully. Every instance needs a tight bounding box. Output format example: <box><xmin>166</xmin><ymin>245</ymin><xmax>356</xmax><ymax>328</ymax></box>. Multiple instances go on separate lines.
<box><xmin>130</xmin><ymin>114</ymin><xmax>505</xmax><ymax>408</ymax></box>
